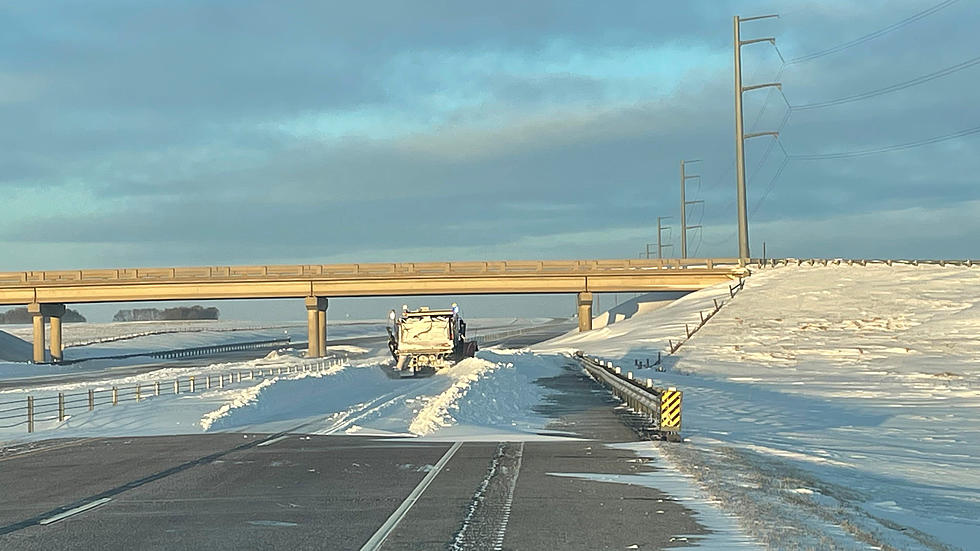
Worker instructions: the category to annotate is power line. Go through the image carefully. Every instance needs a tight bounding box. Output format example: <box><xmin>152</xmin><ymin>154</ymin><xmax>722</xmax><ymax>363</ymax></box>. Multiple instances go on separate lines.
<box><xmin>792</xmin><ymin>53</ymin><xmax>980</xmax><ymax>110</ymax></box>
<box><xmin>787</xmin><ymin>124</ymin><xmax>980</xmax><ymax>160</ymax></box>
<box><xmin>787</xmin><ymin>0</ymin><xmax>960</xmax><ymax>64</ymax></box>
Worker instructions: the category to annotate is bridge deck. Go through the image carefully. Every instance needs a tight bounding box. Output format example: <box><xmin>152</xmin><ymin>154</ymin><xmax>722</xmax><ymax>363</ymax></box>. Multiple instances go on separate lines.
<box><xmin>0</xmin><ymin>258</ymin><xmax>746</xmax><ymax>304</ymax></box>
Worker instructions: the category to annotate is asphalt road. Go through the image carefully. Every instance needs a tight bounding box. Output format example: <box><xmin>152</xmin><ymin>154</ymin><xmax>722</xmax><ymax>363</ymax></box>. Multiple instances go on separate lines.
<box><xmin>0</xmin><ymin>322</ymin><xmax>709</xmax><ymax>550</ymax></box>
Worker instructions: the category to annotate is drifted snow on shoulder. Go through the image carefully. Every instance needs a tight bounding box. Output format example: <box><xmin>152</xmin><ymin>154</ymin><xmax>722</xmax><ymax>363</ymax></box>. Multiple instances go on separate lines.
<box><xmin>536</xmin><ymin>264</ymin><xmax>980</xmax><ymax>550</ymax></box>
<box><xmin>408</xmin><ymin>357</ymin><xmax>501</xmax><ymax>435</ymax></box>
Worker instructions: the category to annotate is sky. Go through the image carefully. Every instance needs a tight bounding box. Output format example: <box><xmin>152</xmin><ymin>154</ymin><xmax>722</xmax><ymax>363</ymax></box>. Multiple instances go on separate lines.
<box><xmin>1</xmin><ymin>1</ymin><xmax>978</xmax><ymax>321</ymax></box>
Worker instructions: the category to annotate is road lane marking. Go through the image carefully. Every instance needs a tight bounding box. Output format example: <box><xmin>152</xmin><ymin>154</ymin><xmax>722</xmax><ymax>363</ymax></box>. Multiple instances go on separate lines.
<box><xmin>360</xmin><ymin>441</ymin><xmax>463</xmax><ymax>551</ymax></box>
<box><xmin>39</xmin><ymin>498</ymin><xmax>111</xmax><ymax>526</ymax></box>
<box><xmin>256</xmin><ymin>435</ymin><xmax>290</xmax><ymax>447</ymax></box>
<box><xmin>493</xmin><ymin>441</ymin><xmax>524</xmax><ymax>551</ymax></box>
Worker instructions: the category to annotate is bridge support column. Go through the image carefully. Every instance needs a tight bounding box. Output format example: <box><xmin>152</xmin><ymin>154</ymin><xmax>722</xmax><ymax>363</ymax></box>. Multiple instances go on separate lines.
<box><xmin>49</xmin><ymin>308</ymin><xmax>64</xmax><ymax>363</ymax></box>
<box><xmin>577</xmin><ymin>292</ymin><xmax>593</xmax><ymax>332</ymax></box>
<box><xmin>318</xmin><ymin>299</ymin><xmax>328</xmax><ymax>357</ymax></box>
<box><xmin>305</xmin><ymin>297</ymin><xmax>328</xmax><ymax>358</ymax></box>
<box><xmin>26</xmin><ymin>303</ymin><xmax>65</xmax><ymax>363</ymax></box>
<box><xmin>28</xmin><ymin>303</ymin><xmax>45</xmax><ymax>363</ymax></box>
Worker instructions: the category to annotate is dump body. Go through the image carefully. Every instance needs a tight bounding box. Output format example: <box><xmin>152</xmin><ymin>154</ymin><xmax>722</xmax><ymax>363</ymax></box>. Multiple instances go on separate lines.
<box><xmin>386</xmin><ymin>306</ymin><xmax>477</xmax><ymax>376</ymax></box>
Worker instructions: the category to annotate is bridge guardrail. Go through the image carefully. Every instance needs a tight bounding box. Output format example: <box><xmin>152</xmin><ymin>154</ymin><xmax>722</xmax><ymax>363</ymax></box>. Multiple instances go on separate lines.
<box><xmin>0</xmin><ymin>258</ymin><xmax>746</xmax><ymax>287</ymax></box>
<box><xmin>574</xmin><ymin>351</ymin><xmax>682</xmax><ymax>442</ymax></box>
<box><xmin>0</xmin><ymin>356</ymin><xmax>345</xmax><ymax>434</ymax></box>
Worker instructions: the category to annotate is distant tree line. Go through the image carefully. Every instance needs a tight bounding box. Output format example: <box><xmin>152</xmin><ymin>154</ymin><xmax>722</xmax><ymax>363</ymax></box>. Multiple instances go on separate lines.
<box><xmin>113</xmin><ymin>305</ymin><xmax>220</xmax><ymax>322</ymax></box>
<box><xmin>0</xmin><ymin>307</ymin><xmax>87</xmax><ymax>324</ymax></box>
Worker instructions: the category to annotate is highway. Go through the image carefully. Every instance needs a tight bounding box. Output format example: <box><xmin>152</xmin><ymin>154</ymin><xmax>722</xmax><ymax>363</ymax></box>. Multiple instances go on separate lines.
<box><xmin>0</xmin><ymin>318</ymin><xmax>549</xmax><ymax>391</ymax></box>
<box><xmin>0</xmin><ymin>325</ymin><xmax>708</xmax><ymax>550</ymax></box>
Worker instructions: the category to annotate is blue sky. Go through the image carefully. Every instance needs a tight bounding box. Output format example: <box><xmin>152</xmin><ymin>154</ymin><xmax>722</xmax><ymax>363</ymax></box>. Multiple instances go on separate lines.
<box><xmin>1</xmin><ymin>1</ymin><xmax>977</xmax><ymax>320</ymax></box>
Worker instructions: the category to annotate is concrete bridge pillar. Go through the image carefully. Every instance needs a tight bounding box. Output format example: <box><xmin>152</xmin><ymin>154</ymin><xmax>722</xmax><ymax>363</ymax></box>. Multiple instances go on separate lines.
<box><xmin>27</xmin><ymin>303</ymin><xmax>66</xmax><ymax>363</ymax></box>
<box><xmin>28</xmin><ymin>303</ymin><xmax>45</xmax><ymax>363</ymax></box>
<box><xmin>577</xmin><ymin>292</ymin><xmax>593</xmax><ymax>332</ymax></box>
<box><xmin>305</xmin><ymin>297</ymin><xmax>328</xmax><ymax>358</ymax></box>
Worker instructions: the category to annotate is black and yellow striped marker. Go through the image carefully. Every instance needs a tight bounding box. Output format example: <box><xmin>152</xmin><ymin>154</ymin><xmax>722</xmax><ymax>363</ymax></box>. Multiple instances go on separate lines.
<box><xmin>660</xmin><ymin>389</ymin><xmax>682</xmax><ymax>431</ymax></box>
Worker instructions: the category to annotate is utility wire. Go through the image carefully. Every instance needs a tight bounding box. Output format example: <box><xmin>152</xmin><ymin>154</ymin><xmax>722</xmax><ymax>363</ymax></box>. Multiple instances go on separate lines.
<box><xmin>788</xmin><ymin>124</ymin><xmax>980</xmax><ymax>160</ymax></box>
<box><xmin>787</xmin><ymin>0</ymin><xmax>960</xmax><ymax>64</ymax></box>
<box><xmin>792</xmin><ymin>54</ymin><xmax>980</xmax><ymax>110</ymax></box>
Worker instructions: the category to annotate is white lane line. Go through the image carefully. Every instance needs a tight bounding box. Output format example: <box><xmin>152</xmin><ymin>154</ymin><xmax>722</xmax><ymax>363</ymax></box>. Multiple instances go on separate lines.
<box><xmin>39</xmin><ymin>498</ymin><xmax>112</xmax><ymax>526</ymax></box>
<box><xmin>493</xmin><ymin>441</ymin><xmax>525</xmax><ymax>551</ymax></box>
<box><xmin>256</xmin><ymin>435</ymin><xmax>290</xmax><ymax>447</ymax></box>
<box><xmin>359</xmin><ymin>441</ymin><xmax>463</xmax><ymax>551</ymax></box>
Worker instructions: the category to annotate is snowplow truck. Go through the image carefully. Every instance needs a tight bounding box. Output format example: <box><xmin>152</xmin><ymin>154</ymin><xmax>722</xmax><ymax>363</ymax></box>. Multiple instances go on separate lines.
<box><xmin>386</xmin><ymin>305</ymin><xmax>477</xmax><ymax>376</ymax></box>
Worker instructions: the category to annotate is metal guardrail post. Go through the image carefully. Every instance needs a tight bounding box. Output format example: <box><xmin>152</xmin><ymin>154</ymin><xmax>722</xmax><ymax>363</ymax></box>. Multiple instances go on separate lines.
<box><xmin>206</xmin><ymin>375</ymin><xmax>211</xmax><ymax>390</ymax></box>
<box><xmin>88</xmin><ymin>389</ymin><xmax>94</xmax><ymax>411</ymax></box>
<box><xmin>136</xmin><ymin>384</ymin><xmax>141</xmax><ymax>402</ymax></box>
<box><xmin>58</xmin><ymin>393</ymin><xmax>65</xmax><ymax>422</ymax></box>
<box><xmin>154</xmin><ymin>382</ymin><xmax>160</xmax><ymax>396</ymax></box>
<box><xmin>189</xmin><ymin>376</ymin><xmax>195</xmax><ymax>393</ymax></box>
<box><xmin>27</xmin><ymin>396</ymin><xmax>34</xmax><ymax>433</ymax></box>
<box><xmin>112</xmin><ymin>387</ymin><xmax>118</xmax><ymax>405</ymax></box>
<box><xmin>218</xmin><ymin>375</ymin><xmax>223</xmax><ymax>389</ymax></box>
<box><xmin>174</xmin><ymin>380</ymin><xmax>179</xmax><ymax>394</ymax></box>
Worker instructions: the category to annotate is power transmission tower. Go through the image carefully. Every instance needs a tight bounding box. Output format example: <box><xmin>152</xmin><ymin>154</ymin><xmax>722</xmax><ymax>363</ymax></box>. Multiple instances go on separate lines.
<box><xmin>680</xmin><ymin>159</ymin><xmax>704</xmax><ymax>258</ymax></box>
<box><xmin>734</xmin><ymin>14</ymin><xmax>780</xmax><ymax>263</ymax></box>
<box><xmin>657</xmin><ymin>216</ymin><xmax>673</xmax><ymax>259</ymax></box>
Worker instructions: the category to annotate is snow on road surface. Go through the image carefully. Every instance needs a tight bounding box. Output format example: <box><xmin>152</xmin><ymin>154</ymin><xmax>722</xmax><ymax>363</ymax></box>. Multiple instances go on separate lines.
<box><xmin>537</xmin><ymin>264</ymin><xmax>980</xmax><ymax>551</ymax></box>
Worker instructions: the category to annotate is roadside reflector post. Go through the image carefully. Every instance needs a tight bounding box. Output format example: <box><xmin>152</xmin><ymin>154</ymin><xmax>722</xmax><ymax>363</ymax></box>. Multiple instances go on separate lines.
<box><xmin>627</xmin><ymin>371</ymin><xmax>633</xmax><ymax>380</ymax></box>
<box><xmin>27</xmin><ymin>396</ymin><xmax>34</xmax><ymax>433</ymax></box>
<box><xmin>58</xmin><ymin>393</ymin><xmax>65</xmax><ymax>422</ymax></box>
<box><xmin>659</xmin><ymin>389</ymin><xmax>683</xmax><ymax>442</ymax></box>
<box><xmin>154</xmin><ymin>382</ymin><xmax>160</xmax><ymax>396</ymax></box>
<box><xmin>112</xmin><ymin>387</ymin><xmax>118</xmax><ymax>405</ymax></box>
<box><xmin>88</xmin><ymin>389</ymin><xmax>94</xmax><ymax>411</ymax></box>
<box><xmin>174</xmin><ymin>380</ymin><xmax>179</xmax><ymax>394</ymax></box>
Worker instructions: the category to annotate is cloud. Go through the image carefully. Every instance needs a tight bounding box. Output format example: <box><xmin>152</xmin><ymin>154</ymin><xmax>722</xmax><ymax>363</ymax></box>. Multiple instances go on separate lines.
<box><xmin>0</xmin><ymin>0</ymin><xmax>978</xmax><ymax>281</ymax></box>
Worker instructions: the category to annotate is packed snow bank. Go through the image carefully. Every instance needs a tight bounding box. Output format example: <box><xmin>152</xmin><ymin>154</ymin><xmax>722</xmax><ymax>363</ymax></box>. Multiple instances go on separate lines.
<box><xmin>592</xmin><ymin>291</ymin><xmax>689</xmax><ymax>329</ymax></box>
<box><xmin>536</xmin><ymin>264</ymin><xmax>980</xmax><ymax>550</ymax></box>
<box><xmin>0</xmin><ymin>330</ymin><xmax>31</xmax><ymax>362</ymax></box>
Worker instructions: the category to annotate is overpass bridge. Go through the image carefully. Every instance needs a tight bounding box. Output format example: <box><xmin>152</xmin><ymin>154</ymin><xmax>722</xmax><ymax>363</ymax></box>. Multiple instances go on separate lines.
<box><xmin>0</xmin><ymin>258</ymin><xmax>747</xmax><ymax>363</ymax></box>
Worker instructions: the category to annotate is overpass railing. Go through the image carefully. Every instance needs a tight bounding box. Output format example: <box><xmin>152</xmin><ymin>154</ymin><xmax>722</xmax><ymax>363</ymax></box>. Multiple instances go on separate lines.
<box><xmin>0</xmin><ymin>258</ymin><xmax>745</xmax><ymax>286</ymax></box>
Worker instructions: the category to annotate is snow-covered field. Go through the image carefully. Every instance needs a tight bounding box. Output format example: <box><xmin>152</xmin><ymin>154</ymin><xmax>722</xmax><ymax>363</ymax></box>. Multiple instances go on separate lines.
<box><xmin>537</xmin><ymin>264</ymin><xmax>980</xmax><ymax>550</ymax></box>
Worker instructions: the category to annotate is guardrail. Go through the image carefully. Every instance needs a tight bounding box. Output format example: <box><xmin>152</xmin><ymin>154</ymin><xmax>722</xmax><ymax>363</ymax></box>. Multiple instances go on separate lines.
<box><xmin>64</xmin><ymin>338</ymin><xmax>293</xmax><ymax>364</ymax></box>
<box><xmin>0</xmin><ymin>356</ymin><xmax>344</xmax><ymax>433</ymax></box>
<box><xmin>472</xmin><ymin>326</ymin><xmax>540</xmax><ymax>344</ymax></box>
<box><xmin>0</xmin><ymin>258</ymin><xmax>745</xmax><ymax>286</ymax></box>
<box><xmin>574</xmin><ymin>351</ymin><xmax>682</xmax><ymax>442</ymax></box>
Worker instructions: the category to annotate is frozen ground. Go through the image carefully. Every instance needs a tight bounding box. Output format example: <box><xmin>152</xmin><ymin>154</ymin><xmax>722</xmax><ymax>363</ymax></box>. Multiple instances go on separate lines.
<box><xmin>537</xmin><ymin>264</ymin><xmax>980</xmax><ymax>550</ymax></box>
